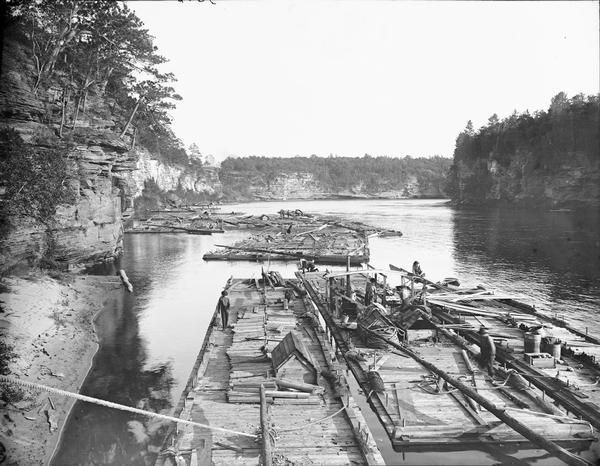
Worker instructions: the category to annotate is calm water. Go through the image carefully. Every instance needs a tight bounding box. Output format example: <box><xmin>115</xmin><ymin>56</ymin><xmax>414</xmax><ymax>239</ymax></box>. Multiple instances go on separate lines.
<box><xmin>53</xmin><ymin>199</ymin><xmax>600</xmax><ymax>465</ymax></box>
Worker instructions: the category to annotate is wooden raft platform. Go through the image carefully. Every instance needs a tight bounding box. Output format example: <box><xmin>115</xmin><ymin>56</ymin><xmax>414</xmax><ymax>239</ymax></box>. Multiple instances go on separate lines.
<box><xmin>428</xmin><ymin>297</ymin><xmax>600</xmax><ymax>431</ymax></box>
<box><xmin>158</xmin><ymin>276</ymin><xmax>384</xmax><ymax>466</ymax></box>
<box><xmin>298</xmin><ymin>271</ymin><xmax>597</xmax><ymax>454</ymax></box>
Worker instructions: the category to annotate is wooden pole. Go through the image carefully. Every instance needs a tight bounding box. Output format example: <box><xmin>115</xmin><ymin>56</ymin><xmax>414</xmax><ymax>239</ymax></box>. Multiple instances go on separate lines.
<box><xmin>346</xmin><ymin>255</ymin><xmax>352</xmax><ymax>297</ymax></box>
<box><xmin>359</xmin><ymin>326</ymin><xmax>591</xmax><ymax>466</ymax></box>
<box><xmin>389</xmin><ymin>264</ymin><xmax>448</xmax><ymax>291</ymax></box>
<box><xmin>260</xmin><ymin>384</ymin><xmax>272</xmax><ymax>466</ymax></box>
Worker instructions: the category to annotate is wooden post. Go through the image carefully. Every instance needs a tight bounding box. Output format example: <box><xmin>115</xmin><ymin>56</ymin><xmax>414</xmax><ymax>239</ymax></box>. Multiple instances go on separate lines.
<box><xmin>346</xmin><ymin>255</ymin><xmax>352</xmax><ymax>297</ymax></box>
<box><xmin>359</xmin><ymin>326</ymin><xmax>591</xmax><ymax>466</ymax></box>
<box><xmin>260</xmin><ymin>384</ymin><xmax>272</xmax><ymax>466</ymax></box>
<box><xmin>328</xmin><ymin>278</ymin><xmax>335</xmax><ymax>316</ymax></box>
<box><xmin>382</xmin><ymin>275</ymin><xmax>387</xmax><ymax>308</ymax></box>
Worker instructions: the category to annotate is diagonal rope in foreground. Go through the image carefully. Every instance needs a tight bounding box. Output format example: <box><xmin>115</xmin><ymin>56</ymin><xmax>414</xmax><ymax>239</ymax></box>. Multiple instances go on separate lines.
<box><xmin>0</xmin><ymin>374</ymin><xmax>258</xmax><ymax>439</ymax></box>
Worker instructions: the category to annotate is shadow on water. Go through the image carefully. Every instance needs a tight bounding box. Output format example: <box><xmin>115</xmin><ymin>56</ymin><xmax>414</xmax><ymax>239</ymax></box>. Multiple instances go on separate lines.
<box><xmin>52</xmin><ymin>288</ymin><xmax>175</xmax><ymax>465</ymax></box>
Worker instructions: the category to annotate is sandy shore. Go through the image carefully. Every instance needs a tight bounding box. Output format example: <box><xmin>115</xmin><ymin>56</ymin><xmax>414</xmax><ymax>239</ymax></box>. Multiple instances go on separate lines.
<box><xmin>0</xmin><ymin>271</ymin><xmax>123</xmax><ymax>465</ymax></box>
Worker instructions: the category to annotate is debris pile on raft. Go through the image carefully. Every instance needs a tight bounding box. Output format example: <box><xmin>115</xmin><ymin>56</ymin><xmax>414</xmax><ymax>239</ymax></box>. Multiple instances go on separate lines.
<box><xmin>202</xmin><ymin>210</ymin><xmax>402</xmax><ymax>265</ymax></box>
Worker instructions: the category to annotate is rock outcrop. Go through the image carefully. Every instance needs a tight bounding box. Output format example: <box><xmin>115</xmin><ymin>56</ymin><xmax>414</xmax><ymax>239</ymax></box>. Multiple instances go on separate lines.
<box><xmin>219</xmin><ymin>170</ymin><xmax>446</xmax><ymax>201</ymax></box>
<box><xmin>130</xmin><ymin>148</ymin><xmax>222</xmax><ymax>199</ymax></box>
<box><xmin>447</xmin><ymin>94</ymin><xmax>599</xmax><ymax>208</ymax></box>
<box><xmin>0</xmin><ymin>41</ymin><xmax>218</xmax><ymax>272</ymax></box>
<box><xmin>449</xmin><ymin>148</ymin><xmax>599</xmax><ymax>208</ymax></box>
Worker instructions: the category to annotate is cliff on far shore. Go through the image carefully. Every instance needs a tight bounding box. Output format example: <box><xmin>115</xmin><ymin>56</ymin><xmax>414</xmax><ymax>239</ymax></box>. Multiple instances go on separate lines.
<box><xmin>219</xmin><ymin>155</ymin><xmax>451</xmax><ymax>201</ymax></box>
<box><xmin>446</xmin><ymin>93</ymin><xmax>600</xmax><ymax>208</ymax></box>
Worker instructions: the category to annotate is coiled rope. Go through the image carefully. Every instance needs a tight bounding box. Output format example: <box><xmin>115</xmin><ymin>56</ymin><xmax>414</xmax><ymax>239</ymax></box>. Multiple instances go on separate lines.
<box><xmin>0</xmin><ymin>374</ymin><xmax>257</xmax><ymax>439</ymax></box>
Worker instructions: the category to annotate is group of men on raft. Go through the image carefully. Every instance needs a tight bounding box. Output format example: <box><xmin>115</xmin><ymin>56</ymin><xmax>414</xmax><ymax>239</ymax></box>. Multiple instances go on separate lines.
<box><xmin>362</xmin><ymin>260</ymin><xmax>497</xmax><ymax>378</ymax></box>
<box><xmin>216</xmin><ymin>259</ymin><xmax>496</xmax><ymax>380</ymax></box>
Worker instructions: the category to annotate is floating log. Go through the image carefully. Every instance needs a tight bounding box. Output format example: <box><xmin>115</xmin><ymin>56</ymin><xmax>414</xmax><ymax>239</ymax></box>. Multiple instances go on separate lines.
<box><xmin>145</xmin><ymin>223</ymin><xmax>224</xmax><ymax>234</ymax></box>
<box><xmin>359</xmin><ymin>326</ymin><xmax>591</xmax><ymax>466</ymax></box>
<box><xmin>118</xmin><ymin>269</ymin><xmax>133</xmax><ymax>293</ymax></box>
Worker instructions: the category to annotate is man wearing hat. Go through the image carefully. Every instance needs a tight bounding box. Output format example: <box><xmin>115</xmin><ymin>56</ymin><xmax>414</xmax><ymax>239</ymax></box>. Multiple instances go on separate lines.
<box><xmin>479</xmin><ymin>327</ymin><xmax>496</xmax><ymax>377</ymax></box>
<box><xmin>218</xmin><ymin>290</ymin><xmax>231</xmax><ymax>330</ymax></box>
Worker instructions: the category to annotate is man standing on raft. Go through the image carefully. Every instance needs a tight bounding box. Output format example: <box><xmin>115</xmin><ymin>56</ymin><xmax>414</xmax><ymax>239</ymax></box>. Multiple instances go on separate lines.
<box><xmin>218</xmin><ymin>290</ymin><xmax>231</xmax><ymax>330</ymax></box>
<box><xmin>479</xmin><ymin>327</ymin><xmax>496</xmax><ymax>377</ymax></box>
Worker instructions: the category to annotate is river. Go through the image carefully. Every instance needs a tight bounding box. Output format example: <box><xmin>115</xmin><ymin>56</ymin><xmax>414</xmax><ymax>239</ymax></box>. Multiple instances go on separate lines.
<box><xmin>53</xmin><ymin>199</ymin><xmax>600</xmax><ymax>465</ymax></box>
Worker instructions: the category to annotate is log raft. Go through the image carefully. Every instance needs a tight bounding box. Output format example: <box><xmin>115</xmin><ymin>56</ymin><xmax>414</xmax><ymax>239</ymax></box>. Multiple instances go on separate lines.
<box><xmin>202</xmin><ymin>213</ymin><xmax>383</xmax><ymax>265</ymax></box>
<box><xmin>298</xmin><ymin>270</ymin><xmax>598</xmax><ymax>462</ymax></box>
<box><xmin>156</xmin><ymin>274</ymin><xmax>384</xmax><ymax>466</ymax></box>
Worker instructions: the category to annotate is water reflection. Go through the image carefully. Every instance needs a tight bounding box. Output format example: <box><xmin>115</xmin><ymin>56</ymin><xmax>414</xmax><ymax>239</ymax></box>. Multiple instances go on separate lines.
<box><xmin>451</xmin><ymin>207</ymin><xmax>600</xmax><ymax>329</ymax></box>
<box><xmin>52</xmin><ymin>289</ymin><xmax>175</xmax><ymax>465</ymax></box>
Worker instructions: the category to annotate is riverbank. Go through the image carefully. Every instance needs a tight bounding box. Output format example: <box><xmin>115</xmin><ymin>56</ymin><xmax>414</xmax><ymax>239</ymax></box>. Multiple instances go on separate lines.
<box><xmin>0</xmin><ymin>271</ymin><xmax>123</xmax><ymax>465</ymax></box>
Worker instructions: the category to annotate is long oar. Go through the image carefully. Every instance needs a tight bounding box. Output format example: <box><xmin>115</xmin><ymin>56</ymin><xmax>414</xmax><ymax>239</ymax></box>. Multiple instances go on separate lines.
<box><xmin>358</xmin><ymin>326</ymin><xmax>591</xmax><ymax>466</ymax></box>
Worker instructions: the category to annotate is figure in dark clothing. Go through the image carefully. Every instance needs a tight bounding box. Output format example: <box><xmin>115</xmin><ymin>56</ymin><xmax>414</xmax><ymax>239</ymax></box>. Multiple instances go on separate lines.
<box><xmin>218</xmin><ymin>290</ymin><xmax>230</xmax><ymax>330</ymax></box>
<box><xmin>412</xmin><ymin>261</ymin><xmax>424</xmax><ymax>278</ymax></box>
<box><xmin>284</xmin><ymin>288</ymin><xmax>294</xmax><ymax>310</ymax></box>
<box><xmin>479</xmin><ymin>327</ymin><xmax>496</xmax><ymax>377</ymax></box>
<box><xmin>364</xmin><ymin>278</ymin><xmax>376</xmax><ymax>306</ymax></box>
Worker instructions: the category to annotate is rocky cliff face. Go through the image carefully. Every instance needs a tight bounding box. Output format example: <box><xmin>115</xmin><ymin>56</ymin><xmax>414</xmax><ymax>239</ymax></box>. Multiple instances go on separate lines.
<box><xmin>0</xmin><ymin>63</ymin><xmax>134</xmax><ymax>271</ymax></box>
<box><xmin>451</xmin><ymin>151</ymin><xmax>600</xmax><ymax>207</ymax></box>
<box><xmin>0</xmin><ymin>44</ymin><xmax>220</xmax><ymax>272</ymax></box>
<box><xmin>220</xmin><ymin>171</ymin><xmax>445</xmax><ymax>201</ymax></box>
<box><xmin>130</xmin><ymin>149</ymin><xmax>221</xmax><ymax>199</ymax></box>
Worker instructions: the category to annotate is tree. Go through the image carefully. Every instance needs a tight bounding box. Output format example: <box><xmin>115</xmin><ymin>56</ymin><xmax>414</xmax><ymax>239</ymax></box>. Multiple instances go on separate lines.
<box><xmin>0</xmin><ymin>128</ymin><xmax>75</xmax><ymax>227</ymax></box>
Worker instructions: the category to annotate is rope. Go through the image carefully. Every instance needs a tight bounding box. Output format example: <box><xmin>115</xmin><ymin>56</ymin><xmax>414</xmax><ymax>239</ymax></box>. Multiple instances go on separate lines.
<box><xmin>0</xmin><ymin>374</ymin><xmax>257</xmax><ymax>439</ymax></box>
<box><xmin>276</xmin><ymin>405</ymin><xmax>346</xmax><ymax>432</ymax></box>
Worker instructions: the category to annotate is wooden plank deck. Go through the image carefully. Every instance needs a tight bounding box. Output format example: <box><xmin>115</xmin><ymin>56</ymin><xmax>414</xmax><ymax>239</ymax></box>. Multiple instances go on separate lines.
<box><xmin>162</xmin><ymin>277</ymin><xmax>383</xmax><ymax>465</ymax></box>
<box><xmin>429</xmin><ymin>300</ymin><xmax>600</xmax><ymax>430</ymax></box>
<box><xmin>299</xmin><ymin>271</ymin><xmax>597</xmax><ymax>454</ymax></box>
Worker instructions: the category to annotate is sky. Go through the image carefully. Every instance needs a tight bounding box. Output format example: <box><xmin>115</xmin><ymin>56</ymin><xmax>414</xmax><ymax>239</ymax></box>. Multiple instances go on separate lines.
<box><xmin>130</xmin><ymin>1</ymin><xmax>599</xmax><ymax>161</ymax></box>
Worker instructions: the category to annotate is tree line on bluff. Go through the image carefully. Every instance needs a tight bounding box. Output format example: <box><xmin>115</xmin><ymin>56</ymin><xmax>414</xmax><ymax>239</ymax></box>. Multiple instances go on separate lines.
<box><xmin>446</xmin><ymin>93</ymin><xmax>600</xmax><ymax>202</ymax></box>
<box><xmin>220</xmin><ymin>155</ymin><xmax>452</xmax><ymax>193</ymax></box>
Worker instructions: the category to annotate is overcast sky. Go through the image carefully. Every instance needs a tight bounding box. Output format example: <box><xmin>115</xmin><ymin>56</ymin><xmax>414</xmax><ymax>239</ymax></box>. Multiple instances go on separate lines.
<box><xmin>130</xmin><ymin>1</ymin><xmax>599</xmax><ymax>161</ymax></box>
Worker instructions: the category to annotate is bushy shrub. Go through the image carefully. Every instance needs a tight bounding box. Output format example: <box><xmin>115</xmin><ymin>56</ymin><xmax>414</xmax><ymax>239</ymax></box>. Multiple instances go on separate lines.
<box><xmin>0</xmin><ymin>128</ymin><xmax>76</xmax><ymax>233</ymax></box>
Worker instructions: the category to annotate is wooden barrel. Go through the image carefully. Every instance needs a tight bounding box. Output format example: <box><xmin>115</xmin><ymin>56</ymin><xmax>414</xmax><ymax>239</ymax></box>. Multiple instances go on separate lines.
<box><xmin>524</xmin><ymin>332</ymin><xmax>541</xmax><ymax>353</ymax></box>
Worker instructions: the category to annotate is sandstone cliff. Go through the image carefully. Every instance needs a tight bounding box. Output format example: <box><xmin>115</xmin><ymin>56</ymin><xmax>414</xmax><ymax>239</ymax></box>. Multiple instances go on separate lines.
<box><xmin>218</xmin><ymin>156</ymin><xmax>450</xmax><ymax>201</ymax></box>
<box><xmin>447</xmin><ymin>94</ymin><xmax>600</xmax><ymax>208</ymax></box>
<box><xmin>220</xmin><ymin>170</ymin><xmax>443</xmax><ymax>201</ymax></box>
<box><xmin>131</xmin><ymin>149</ymin><xmax>221</xmax><ymax>200</ymax></box>
<box><xmin>450</xmin><ymin>151</ymin><xmax>599</xmax><ymax>207</ymax></box>
<box><xmin>0</xmin><ymin>40</ymin><xmax>219</xmax><ymax>272</ymax></box>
